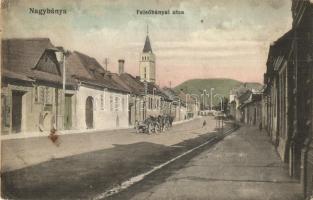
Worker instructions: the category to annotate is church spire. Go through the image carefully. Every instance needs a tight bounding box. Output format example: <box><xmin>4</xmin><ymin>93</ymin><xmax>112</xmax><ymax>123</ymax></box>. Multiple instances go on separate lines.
<box><xmin>147</xmin><ymin>24</ymin><xmax>149</xmax><ymax>35</ymax></box>
<box><xmin>143</xmin><ymin>25</ymin><xmax>152</xmax><ymax>53</ymax></box>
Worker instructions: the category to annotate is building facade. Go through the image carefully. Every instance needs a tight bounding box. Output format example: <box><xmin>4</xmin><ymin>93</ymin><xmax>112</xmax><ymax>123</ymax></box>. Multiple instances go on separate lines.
<box><xmin>1</xmin><ymin>38</ymin><xmax>77</xmax><ymax>135</ymax></box>
<box><xmin>263</xmin><ymin>1</ymin><xmax>313</xmax><ymax>198</ymax></box>
<box><xmin>66</xmin><ymin>51</ymin><xmax>130</xmax><ymax>130</ymax></box>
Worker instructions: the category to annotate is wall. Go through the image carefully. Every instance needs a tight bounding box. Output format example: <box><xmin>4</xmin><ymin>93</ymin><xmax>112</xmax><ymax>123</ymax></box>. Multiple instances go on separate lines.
<box><xmin>1</xmin><ymin>83</ymin><xmax>76</xmax><ymax>135</ymax></box>
<box><xmin>277</xmin><ymin>63</ymin><xmax>289</xmax><ymax>162</ymax></box>
<box><xmin>75</xmin><ymin>86</ymin><xmax>129</xmax><ymax>130</ymax></box>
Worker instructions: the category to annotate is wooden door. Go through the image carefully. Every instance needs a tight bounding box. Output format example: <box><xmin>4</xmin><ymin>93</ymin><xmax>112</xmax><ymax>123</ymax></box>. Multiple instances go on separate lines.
<box><xmin>128</xmin><ymin>105</ymin><xmax>132</xmax><ymax>125</ymax></box>
<box><xmin>64</xmin><ymin>94</ymin><xmax>72</xmax><ymax>130</ymax></box>
<box><xmin>85</xmin><ymin>96</ymin><xmax>93</xmax><ymax>129</ymax></box>
<box><xmin>12</xmin><ymin>91</ymin><xmax>24</xmax><ymax>133</ymax></box>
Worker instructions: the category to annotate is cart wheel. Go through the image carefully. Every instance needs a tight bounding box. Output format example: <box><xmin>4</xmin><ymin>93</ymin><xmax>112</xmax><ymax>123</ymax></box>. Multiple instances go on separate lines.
<box><xmin>155</xmin><ymin>124</ymin><xmax>160</xmax><ymax>134</ymax></box>
<box><xmin>148</xmin><ymin>124</ymin><xmax>153</xmax><ymax>134</ymax></box>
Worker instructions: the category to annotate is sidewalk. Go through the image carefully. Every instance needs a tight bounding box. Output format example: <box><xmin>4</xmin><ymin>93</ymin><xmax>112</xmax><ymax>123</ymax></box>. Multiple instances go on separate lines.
<box><xmin>0</xmin><ymin>117</ymin><xmax>199</xmax><ymax>141</ymax></box>
<box><xmin>127</xmin><ymin>124</ymin><xmax>303</xmax><ymax>200</ymax></box>
<box><xmin>1</xmin><ymin>116</ymin><xmax>209</xmax><ymax>172</ymax></box>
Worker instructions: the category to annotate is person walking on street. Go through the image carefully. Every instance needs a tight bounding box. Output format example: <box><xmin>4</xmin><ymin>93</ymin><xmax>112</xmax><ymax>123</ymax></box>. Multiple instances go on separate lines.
<box><xmin>202</xmin><ymin>119</ymin><xmax>207</xmax><ymax>128</ymax></box>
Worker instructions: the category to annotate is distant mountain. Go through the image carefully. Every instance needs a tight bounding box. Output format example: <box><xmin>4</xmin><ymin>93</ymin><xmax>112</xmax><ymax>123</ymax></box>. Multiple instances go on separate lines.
<box><xmin>174</xmin><ymin>78</ymin><xmax>263</xmax><ymax>105</ymax></box>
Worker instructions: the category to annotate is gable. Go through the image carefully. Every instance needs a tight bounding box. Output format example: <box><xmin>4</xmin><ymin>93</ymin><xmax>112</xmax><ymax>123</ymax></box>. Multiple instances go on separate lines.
<box><xmin>34</xmin><ymin>50</ymin><xmax>61</xmax><ymax>76</ymax></box>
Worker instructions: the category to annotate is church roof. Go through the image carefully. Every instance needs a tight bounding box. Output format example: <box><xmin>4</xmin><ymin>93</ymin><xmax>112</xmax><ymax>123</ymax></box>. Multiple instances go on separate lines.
<box><xmin>143</xmin><ymin>35</ymin><xmax>153</xmax><ymax>53</ymax></box>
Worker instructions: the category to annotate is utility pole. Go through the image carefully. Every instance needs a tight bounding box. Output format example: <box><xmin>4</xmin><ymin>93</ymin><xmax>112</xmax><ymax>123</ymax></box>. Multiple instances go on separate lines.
<box><xmin>210</xmin><ymin>88</ymin><xmax>215</xmax><ymax>110</ymax></box>
<box><xmin>144</xmin><ymin>81</ymin><xmax>148</xmax><ymax>120</ymax></box>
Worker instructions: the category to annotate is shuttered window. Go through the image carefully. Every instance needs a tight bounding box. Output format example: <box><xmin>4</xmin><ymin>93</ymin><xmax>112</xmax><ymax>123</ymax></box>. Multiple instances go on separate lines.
<box><xmin>44</xmin><ymin>87</ymin><xmax>53</xmax><ymax>105</ymax></box>
<box><xmin>100</xmin><ymin>94</ymin><xmax>105</xmax><ymax>110</ymax></box>
<box><xmin>2</xmin><ymin>95</ymin><xmax>10</xmax><ymax>128</ymax></box>
<box><xmin>114</xmin><ymin>96</ymin><xmax>120</xmax><ymax>111</ymax></box>
<box><xmin>121</xmin><ymin>97</ymin><xmax>125</xmax><ymax>111</ymax></box>
<box><xmin>110</xmin><ymin>95</ymin><xmax>114</xmax><ymax>111</ymax></box>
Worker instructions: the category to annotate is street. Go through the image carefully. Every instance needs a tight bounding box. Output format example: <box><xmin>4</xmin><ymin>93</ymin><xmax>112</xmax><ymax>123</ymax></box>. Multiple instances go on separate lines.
<box><xmin>1</xmin><ymin>118</ymin><xmax>302</xmax><ymax>200</ymax></box>
<box><xmin>1</xmin><ymin>116</ymin><xmax>229</xmax><ymax>199</ymax></box>
<box><xmin>108</xmin><ymin>125</ymin><xmax>303</xmax><ymax>200</ymax></box>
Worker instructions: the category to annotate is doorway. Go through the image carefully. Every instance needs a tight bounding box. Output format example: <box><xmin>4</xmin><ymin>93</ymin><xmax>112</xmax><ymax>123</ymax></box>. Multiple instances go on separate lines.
<box><xmin>64</xmin><ymin>94</ymin><xmax>72</xmax><ymax>130</ymax></box>
<box><xmin>128</xmin><ymin>105</ymin><xmax>132</xmax><ymax>125</ymax></box>
<box><xmin>12</xmin><ymin>91</ymin><xmax>24</xmax><ymax>133</ymax></box>
<box><xmin>85</xmin><ymin>96</ymin><xmax>94</xmax><ymax>129</ymax></box>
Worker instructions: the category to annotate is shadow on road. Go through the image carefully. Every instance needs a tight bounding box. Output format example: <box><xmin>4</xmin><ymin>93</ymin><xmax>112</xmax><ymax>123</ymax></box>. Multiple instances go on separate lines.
<box><xmin>1</xmin><ymin>122</ymin><xmax>235</xmax><ymax>200</ymax></box>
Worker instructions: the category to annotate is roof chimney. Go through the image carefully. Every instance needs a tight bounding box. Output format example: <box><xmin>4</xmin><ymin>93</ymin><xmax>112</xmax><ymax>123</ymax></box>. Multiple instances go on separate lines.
<box><xmin>118</xmin><ymin>59</ymin><xmax>125</xmax><ymax>74</ymax></box>
<box><xmin>107</xmin><ymin>72</ymin><xmax>112</xmax><ymax>79</ymax></box>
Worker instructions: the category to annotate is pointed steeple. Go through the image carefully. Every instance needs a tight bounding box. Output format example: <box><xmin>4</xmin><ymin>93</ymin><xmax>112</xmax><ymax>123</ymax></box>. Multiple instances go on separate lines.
<box><xmin>143</xmin><ymin>25</ymin><xmax>152</xmax><ymax>53</ymax></box>
<box><xmin>143</xmin><ymin>36</ymin><xmax>152</xmax><ymax>53</ymax></box>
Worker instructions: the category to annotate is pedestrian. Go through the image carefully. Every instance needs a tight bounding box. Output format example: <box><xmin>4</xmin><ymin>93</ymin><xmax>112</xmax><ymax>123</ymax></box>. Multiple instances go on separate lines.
<box><xmin>48</xmin><ymin>128</ymin><xmax>60</xmax><ymax>146</ymax></box>
<box><xmin>202</xmin><ymin>120</ymin><xmax>207</xmax><ymax>128</ymax></box>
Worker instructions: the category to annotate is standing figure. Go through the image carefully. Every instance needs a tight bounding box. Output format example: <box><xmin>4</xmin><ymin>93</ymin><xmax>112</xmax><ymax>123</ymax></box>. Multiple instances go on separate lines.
<box><xmin>202</xmin><ymin>120</ymin><xmax>207</xmax><ymax>128</ymax></box>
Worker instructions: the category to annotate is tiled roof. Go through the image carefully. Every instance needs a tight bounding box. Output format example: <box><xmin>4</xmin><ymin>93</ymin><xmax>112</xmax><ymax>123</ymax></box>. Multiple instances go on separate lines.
<box><xmin>2</xmin><ymin>38</ymin><xmax>55</xmax><ymax>74</ymax></box>
<box><xmin>112</xmin><ymin>73</ymin><xmax>144</xmax><ymax>95</ymax></box>
<box><xmin>1</xmin><ymin>38</ymin><xmax>76</xmax><ymax>87</ymax></box>
<box><xmin>2</xmin><ymin>69</ymin><xmax>34</xmax><ymax>82</ymax></box>
<box><xmin>66</xmin><ymin>51</ymin><xmax>128</xmax><ymax>93</ymax></box>
<box><xmin>238</xmin><ymin>90</ymin><xmax>252</xmax><ymax>104</ymax></box>
<box><xmin>161</xmin><ymin>87</ymin><xmax>178</xmax><ymax>100</ymax></box>
<box><xmin>266</xmin><ymin>30</ymin><xmax>293</xmax><ymax>74</ymax></box>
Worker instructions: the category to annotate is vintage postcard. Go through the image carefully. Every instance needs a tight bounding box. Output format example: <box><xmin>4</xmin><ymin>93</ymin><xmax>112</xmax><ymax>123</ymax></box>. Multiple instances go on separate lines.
<box><xmin>1</xmin><ymin>0</ymin><xmax>312</xmax><ymax>199</ymax></box>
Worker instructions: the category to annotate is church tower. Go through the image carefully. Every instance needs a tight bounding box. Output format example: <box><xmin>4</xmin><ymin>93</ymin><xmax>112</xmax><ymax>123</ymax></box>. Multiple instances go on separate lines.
<box><xmin>139</xmin><ymin>25</ymin><xmax>156</xmax><ymax>83</ymax></box>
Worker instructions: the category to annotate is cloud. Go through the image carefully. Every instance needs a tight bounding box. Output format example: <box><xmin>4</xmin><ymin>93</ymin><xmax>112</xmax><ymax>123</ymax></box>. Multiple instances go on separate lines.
<box><xmin>2</xmin><ymin>0</ymin><xmax>292</xmax><ymax>86</ymax></box>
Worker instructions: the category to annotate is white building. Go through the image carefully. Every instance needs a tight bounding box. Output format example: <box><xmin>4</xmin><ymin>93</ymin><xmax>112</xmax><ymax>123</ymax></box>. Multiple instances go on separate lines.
<box><xmin>67</xmin><ymin>51</ymin><xmax>130</xmax><ymax>130</ymax></box>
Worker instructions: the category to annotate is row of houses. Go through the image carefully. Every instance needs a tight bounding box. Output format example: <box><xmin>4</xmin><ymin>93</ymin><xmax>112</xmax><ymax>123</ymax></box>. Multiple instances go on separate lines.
<box><xmin>229</xmin><ymin>85</ymin><xmax>262</xmax><ymax>127</ymax></box>
<box><xmin>231</xmin><ymin>1</ymin><xmax>313</xmax><ymax>198</ymax></box>
<box><xmin>263</xmin><ymin>0</ymin><xmax>313</xmax><ymax>198</ymax></box>
<box><xmin>1</xmin><ymin>37</ymin><xmax>199</xmax><ymax>136</ymax></box>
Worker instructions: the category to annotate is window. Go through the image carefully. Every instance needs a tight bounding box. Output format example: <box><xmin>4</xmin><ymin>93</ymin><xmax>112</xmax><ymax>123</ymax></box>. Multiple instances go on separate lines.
<box><xmin>110</xmin><ymin>95</ymin><xmax>114</xmax><ymax>111</ymax></box>
<box><xmin>114</xmin><ymin>96</ymin><xmax>120</xmax><ymax>111</ymax></box>
<box><xmin>122</xmin><ymin>97</ymin><xmax>125</xmax><ymax>111</ymax></box>
<box><xmin>100</xmin><ymin>94</ymin><xmax>104</xmax><ymax>110</ymax></box>
<box><xmin>44</xmin><ymin>87</ymin><xmax>53</xmax><ymax>105</ymax></box>
<box><xmin>39</xmin><ymin>87</ymin><xmax>45</xmax><ymax>103</ymax></box>
<box><xmin>2</xmin><ymin>95</ymin><xmax>10</xmax><ymax>128</ymax></box>
<box><xmin>144</xmin><ymin>67</ymin><xmax>147</xmax><ymax>79</ymax></box>
<box><xmin>148</xmin><ymin>97</ymin><xmax>151</xmax><ymax>109</ymax></box>
<box><xmin>34</xmin><ymin>86</ymin><xmax>48</xmax><ymax>104</ymax></box>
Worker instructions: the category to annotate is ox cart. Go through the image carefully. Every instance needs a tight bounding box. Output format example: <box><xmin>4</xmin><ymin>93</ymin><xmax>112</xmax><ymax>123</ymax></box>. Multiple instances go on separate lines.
<box><xmin>135</xmin><ymin>115</ymin><xmax>174</xmax><ymax>134</ymax></box>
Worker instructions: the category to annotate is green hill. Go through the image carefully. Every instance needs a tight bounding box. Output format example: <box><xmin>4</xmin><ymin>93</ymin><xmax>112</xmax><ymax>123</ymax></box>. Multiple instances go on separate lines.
<box><xmin>174</xmin><ymin>78</ymin><xmax>262</xmax><ymax>106</ymax></box>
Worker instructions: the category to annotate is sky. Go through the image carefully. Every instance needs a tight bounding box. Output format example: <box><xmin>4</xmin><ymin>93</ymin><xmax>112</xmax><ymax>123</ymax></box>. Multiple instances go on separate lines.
<box><xmin>2</xmin><ymin>0</ymin><xmax>292</xmax><ymax>87</ymax></box>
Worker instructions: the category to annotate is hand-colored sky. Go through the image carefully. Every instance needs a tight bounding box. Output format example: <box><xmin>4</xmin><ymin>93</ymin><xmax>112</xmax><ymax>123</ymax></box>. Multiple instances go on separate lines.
<box><xmin>2</xmin><ymin>0</ymin><xmax>292</xmax><ymax>87</ymax></box>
